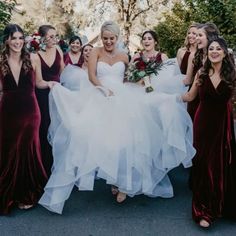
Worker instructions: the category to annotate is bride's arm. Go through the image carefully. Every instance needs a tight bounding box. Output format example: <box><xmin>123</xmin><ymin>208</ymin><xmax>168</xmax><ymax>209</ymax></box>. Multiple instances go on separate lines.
<box><xmin>88</xmin><ymin>48</ymin><xmax>103</xmax><ymax>87</ymax></box>
<box><xmin>88</xmin><ymin>48</ymin><xmax>113</xmax><ymax>96</ymax></box>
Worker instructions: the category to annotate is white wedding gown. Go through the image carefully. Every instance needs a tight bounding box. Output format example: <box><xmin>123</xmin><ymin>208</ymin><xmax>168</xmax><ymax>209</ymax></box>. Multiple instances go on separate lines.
<box><xmin>39</xmin><ymin>60</ymin><xmax>195</xmax><ymax>214</ymax></box>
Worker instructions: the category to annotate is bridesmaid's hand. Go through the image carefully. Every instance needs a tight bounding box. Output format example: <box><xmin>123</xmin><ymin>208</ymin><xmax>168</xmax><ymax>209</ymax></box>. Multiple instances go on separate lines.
<box><xmin>183</xmin><ymin>77</ymin><xmax>191</xmax><ymax>86</ymax></box>
<box><xmin>48</xmin><ymin>81</ymin><xmax>59</xmax><ymax>89</ymax></box>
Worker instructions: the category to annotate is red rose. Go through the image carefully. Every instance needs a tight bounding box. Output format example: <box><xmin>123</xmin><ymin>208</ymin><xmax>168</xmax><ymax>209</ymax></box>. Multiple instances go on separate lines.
<box><xmin>30</xmin><ymin>40</ymin><xmax>40</xmax><ymax>50</ymax></box>
<box><xmin>136</xmin><ymin>60</ymin><xmax>146</xmax><ymax>70</ymax></box>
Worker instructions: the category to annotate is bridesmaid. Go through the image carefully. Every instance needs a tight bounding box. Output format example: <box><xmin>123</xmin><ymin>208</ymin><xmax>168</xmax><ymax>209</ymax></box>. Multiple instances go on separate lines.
<box><xmin>180</xmin><ymin>37</ymin><xmax>236</xmax><ymax>227</ymax></box>
<box><xmin>0</xmin><ymin>24</ymin><xmax>56</xmax><ymax>214</ymax></box>
<box><xmin>177</xmin><ymin>23</ymin><xmax>199</xmax><ymax>75</ymax></box>
<box><xmin>132</xmin><ymin>30</ymin><xmax>168</xmax><ymax>64</ymax></box>
<box><xmin>184</xmin><ymin>23</ymin><xmax>219</xmax><ymax>121</ymax></box>
<box><xmin>81</xmin><ymin>43</ymin><xmax>93</xmax><ymax>70</ymax></box>
<box><xmin>60</xmin><ymin>44</ymin><xmax>93</xmax><ymax>91</ymax></box>
<box><xmin>64</xmin><ymin>35</ymin><xmax>83</xmax><ymax>67</ymax></box>
<box><xmin>36</xmin><ymin>24</ymin><xmax>64</xmax><ymax>175</ymax></box>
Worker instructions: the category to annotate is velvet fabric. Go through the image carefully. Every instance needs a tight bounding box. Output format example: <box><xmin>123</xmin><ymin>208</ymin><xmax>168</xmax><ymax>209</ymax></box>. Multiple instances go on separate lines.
<box><xmin>35</xmin><ymin>49</ymin><xmax>61</xmax><ymax>175</ymax></box>
<box><xmin>187</xmin><ymin>63</ymin><xmax>202</xmax><ymax>121</ymax></box>
<box><xmin>192</xmin><ymin>75</ymin><xmax>236</xmax><ymax>224</ymax></box>
<box><xmin>180</xmin><ymin>50</ymin><xmax>191</xmax><ymax>75</ymax></box>
<box><xmin>0</xmin><ymin>66</ymin><xmax>47</xmax><ymax>215</ymax></box>
<box><xmin>64</xmin><ymin>52</ymin><xmax>83</xmax><ymax>67</ymax></box>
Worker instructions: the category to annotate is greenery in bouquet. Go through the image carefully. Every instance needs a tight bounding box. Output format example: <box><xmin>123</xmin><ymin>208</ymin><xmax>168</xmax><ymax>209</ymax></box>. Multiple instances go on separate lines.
<box><xmin>126</xmin><ymin>54</ymin><xmax>164</xmax><ymax>83</ymax></box>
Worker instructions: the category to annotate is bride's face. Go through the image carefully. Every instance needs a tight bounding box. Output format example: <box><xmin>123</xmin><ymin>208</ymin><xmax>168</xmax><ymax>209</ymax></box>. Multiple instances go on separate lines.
<box><xmin>101</xmin><ymin>30</ymin><xmax>117</xmax><ymax>52</ymax></box>
<box><xmin>142</xmin><ymin>33</ymin><xmax>155</xmax><ymax>52</ymax></box>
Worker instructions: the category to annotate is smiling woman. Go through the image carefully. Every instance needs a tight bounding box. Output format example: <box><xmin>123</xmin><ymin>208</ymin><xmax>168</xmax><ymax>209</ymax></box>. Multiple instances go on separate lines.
<box><xmin>180</xmin><ymin>37</ymin><xmax>236</xmax><ymax>228</ymax></box>
<box><xmin>35</xmin><ymin>24</ymin><xmax>64</xmax><ymax>176</ymax></box>
<box><xmin>0</xmin><ymin>24</ymin><xmax>57</xmax><ymax>215</ymax></box>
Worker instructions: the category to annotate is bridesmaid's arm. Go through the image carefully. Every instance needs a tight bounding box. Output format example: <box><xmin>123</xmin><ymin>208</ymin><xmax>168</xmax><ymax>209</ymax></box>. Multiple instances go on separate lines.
<box><xmin>181</xmin><ymin>72</ymin><xmax>200</xmax><ymax>102</ymax></box>
<box><xmin>176</xmin><ymin>48</ymin><xmax>184</xmax><ymax>67</ymax></box>
<box><xmin>161</xmin><ymin>52</ymin><xmax>168</xmax><ymax>61</ymax></box>
<box><xmin>56</xmin><ymin>45</ymin><xmax>65</xmax><ymax>73</ymax></box>
<box><xmin>0</xmin><ymin>78</ymin><xmax>3</xmax><ymax>101</ymax></box>
<box><xmin>183</xmin><ymin>52</ymin><xmax>194</xmax><ymax>85</ymax></box>
<box><xmin>30</xmin><ymin>53</ymin><xmax>57</xmax><ymax>89</ymax></box>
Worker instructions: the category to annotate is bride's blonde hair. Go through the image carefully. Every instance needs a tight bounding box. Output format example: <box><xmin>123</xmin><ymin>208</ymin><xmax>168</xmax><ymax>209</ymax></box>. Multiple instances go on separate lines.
<box><xmin>101</xmin><ymin>21</ymin><xmax>120</xmax><ymax>37</ymax></box>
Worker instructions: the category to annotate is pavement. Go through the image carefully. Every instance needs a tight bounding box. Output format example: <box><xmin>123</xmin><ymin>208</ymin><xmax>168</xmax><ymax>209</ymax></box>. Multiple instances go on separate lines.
<box><xmin>1</xmin><ymin>165</ymin><xmax>236</xmax><ymax>236</ymax></box>
<box><xmin>1</xmin><ymin>123</ymin><xmax>236</xmax><ymax>236</ymax></box>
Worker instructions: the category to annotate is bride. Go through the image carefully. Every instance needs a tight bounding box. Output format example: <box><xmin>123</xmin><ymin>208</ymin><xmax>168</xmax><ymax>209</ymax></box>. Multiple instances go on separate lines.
<box><xmin>39</xmin><ymin>21</ymin><xmax>195</xmax><ymax>214</ymax></box>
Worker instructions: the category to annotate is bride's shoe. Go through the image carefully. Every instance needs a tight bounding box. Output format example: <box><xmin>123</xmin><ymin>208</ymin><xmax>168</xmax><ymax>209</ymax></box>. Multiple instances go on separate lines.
<box><xmin>18</xmin><ymin>203</ymin><xmax>34</xmax><ymax>210</ymax></box>
<box><xmin>111</xmin><ymin>186</ymin><xmax>119</xmax><ymax>195</ymax></box>
<box><xmin>199</xmin><ymin>219</ymin><xmax>210</xmax><ymax>228</ymax></box>
<box><xmin>116</xmin><ymin>192</ymin><xmax>127</xmax><ymax>203</ymax></box>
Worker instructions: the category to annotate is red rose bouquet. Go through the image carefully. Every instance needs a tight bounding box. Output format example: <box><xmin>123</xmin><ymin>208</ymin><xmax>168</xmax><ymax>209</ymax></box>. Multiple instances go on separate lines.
<box><xmin>25</xmin><ymin>32</ymin><xmax>45</xmax><ymax>53</ymax></box>
<box><xmin>126</xmin><ymin>54</ymin><xmax>164</xmax><ymax>93</ymax></box>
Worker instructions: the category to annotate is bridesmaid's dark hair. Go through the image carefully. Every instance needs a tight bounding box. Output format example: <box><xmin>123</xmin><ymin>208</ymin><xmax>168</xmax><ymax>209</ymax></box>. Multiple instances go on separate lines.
<box><xmin>78</xmin><ymin>43</ymin><xmax>93</xmax><ymax>67</ymax></box>
<box><xmin>0</xmin><ymin>24</ymin><xmax>32</xmax><ymax>77</ymax></box>
<box><xmin>141</xmin><ymin>30</ymin><xmax>159</xmax><ymax>50</ymax></box>
<box><xmin>69</xmin><ymin>35</ymin><xmax>82</xmax><ymax>46</ymax></box>
<box><xmin>200</xmin><ymin>37</ymin><xmax>236</xmax><ymax>89</ymax></box>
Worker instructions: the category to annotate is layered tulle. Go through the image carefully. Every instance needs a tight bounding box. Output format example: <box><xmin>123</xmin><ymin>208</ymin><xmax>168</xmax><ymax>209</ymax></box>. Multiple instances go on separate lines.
<box><xmin>39</xmin><ymin>61</ymin><xmax>195</xmax><ymax>214</ymax></box>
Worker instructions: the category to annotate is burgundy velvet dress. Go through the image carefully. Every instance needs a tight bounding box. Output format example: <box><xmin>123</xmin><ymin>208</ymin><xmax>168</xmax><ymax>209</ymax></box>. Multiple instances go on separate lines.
<box><xmin>187</xmin><ymin>63</ymin><xmax>202</xmax><ymax>121</ymax></box>
<box><xmin>180</xmin><ymin>50</ymin><xmax>191</xmax><ymax>75</ymax></box>
<box><xmin>0</xmin><ymin>66</ymin><xmax>47</xmax><ymax>215</ymax></box>
<box><xmin>64</xmin><ymin>52</ymin><xmax>83</xmax><ymax>67</ymax></box>
<box><xmin>36</xmin><ymin>50</ymin><xmax>61</xmax><ymax>175</ymax></box>
<box><xmin>192</xmin><ymin>75</ymin><xmax>236</xmax><ymax>224</ymax></box>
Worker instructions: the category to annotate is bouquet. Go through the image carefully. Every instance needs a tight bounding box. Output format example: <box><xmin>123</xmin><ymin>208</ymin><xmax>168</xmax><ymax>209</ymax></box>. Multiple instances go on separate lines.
<box><xmin>126</xmin><ymin>54</ymin><xmax>164</xmax><ymax>93</ymax></box>
<box><xmin>25</xmin><ymin>32</ymin><xmax>46</xmax><ymax>53</ymax></box>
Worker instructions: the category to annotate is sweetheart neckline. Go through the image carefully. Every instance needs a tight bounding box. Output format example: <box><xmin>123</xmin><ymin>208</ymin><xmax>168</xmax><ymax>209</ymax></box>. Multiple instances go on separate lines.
<box><xmin>97</xmin><ymin>61</ymin><xmax>125</xmax><ymax>67</ymax></box>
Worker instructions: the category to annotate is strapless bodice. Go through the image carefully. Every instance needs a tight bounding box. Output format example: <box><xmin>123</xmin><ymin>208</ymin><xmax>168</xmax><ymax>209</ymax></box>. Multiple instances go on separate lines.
<box><xmin>96</xmin><ymin>61</ymin><xmax>125</xmax><ymax>83</ymax></box>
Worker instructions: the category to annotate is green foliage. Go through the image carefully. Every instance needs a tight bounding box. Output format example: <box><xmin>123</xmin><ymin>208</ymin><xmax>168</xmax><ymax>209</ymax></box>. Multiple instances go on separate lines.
<box><xmin>0</xmin><ymin>0</ymin><xmax>16</xmax><ymax>32</ymax></box>
<box><xmin>154</xmin><ymin>0</ymin><xmax>236</xmax><ymax>57</ymax></box>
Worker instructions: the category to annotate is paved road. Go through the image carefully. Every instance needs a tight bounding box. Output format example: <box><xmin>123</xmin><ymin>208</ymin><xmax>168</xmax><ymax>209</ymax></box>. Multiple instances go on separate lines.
<box><xmin>1</xmin><ymin>123</ymin><xmax>236</xmax><ymax>236</ymax></box>
<box><xmin>1</xmin><ymin>165</ymin><xmax>236</xmax><ymax>236</ymax></box>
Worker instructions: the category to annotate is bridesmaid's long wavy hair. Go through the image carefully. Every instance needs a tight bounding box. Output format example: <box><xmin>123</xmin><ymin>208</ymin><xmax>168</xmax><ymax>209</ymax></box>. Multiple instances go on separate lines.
<box><xmin>0</xmin><ymin>24</ymin><xmax>32</xmax><ymax>78</ymax></box>
<box><xmin>193</xmin><ymin>23</ymin><xmax>220</xmax><ymax>70</ymax></box>
<box><xmin>199</xmin><ymin>37</ymin><xmax>236</xmax><ymax>90</ymax></box>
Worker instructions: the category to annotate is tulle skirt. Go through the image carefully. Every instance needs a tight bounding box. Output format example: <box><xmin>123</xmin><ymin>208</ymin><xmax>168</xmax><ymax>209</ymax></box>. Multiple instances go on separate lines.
<box><xmin>39</xmin><ymin>60</ymin><xmax>195</xmax><ymax>214</ymax></box>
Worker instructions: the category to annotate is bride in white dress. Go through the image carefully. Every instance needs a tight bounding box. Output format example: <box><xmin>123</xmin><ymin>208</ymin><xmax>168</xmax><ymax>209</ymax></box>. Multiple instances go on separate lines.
<box><xmin>39</xmin><ymin>21</ymin><xmax>195</xmax><ymax>214</ymax></box>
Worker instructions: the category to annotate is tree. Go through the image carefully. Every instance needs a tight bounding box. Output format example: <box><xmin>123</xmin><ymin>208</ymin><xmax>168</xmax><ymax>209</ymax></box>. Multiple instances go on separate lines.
<box><xmin>87</xmin><ymin>0</ymin><xmax>171</xmax><ymax>50</ymax></box>
<box><xmin>155</xmin><ymin>0</ymin><xmax>236</xmax><ymax>57</ymax></box>
<box><xmin>10</xmin><ymin>0</ymin><xmax>48</xmax><ymax>34</ymax></box>
<box><xmin>0</xmin><ymin>0</ymin><xmax>16</xmax><ymax>31</ymax></box>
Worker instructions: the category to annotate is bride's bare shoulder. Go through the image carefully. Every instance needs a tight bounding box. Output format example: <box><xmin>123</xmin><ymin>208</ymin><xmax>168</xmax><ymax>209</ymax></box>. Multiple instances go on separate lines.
<box><xmin>117</xmin><ymin>51</ymin><xmax>129</xmax><ymax>65</ymax></box>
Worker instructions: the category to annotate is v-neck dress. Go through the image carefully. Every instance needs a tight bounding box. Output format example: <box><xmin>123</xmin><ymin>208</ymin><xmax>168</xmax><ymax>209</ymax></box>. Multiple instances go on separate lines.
<box><xmin>35</xmin><ymin>50</ymin><xmax>61</xmax><ymax>175</ymax></box>
<box><xmin>192</xmin><ymin>75</ymin><xmax>236</xmax><ymax>223</ymax></box>
<box><xmin>0</xmin><ymin>65</ymin><xmax>47</xmax><ymax>215</ymax></box>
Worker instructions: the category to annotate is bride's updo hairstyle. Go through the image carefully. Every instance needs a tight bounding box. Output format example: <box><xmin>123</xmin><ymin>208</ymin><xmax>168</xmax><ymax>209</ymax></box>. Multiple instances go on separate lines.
<box><xmin>101</xmin><ymin>21</ymin><xmax>120</xmax><ymax>38</ymax></box>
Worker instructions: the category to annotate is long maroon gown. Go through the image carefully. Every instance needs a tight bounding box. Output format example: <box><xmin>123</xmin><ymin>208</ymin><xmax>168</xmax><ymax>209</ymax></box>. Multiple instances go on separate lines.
<box><xmin>35</xmin><ymin>50</ymin><xmax>61</xmax><ymax>175</ymax></box>
<box><xmin>192</xmin><ymin>75</ymin><xmax>236</xmax><ymax>224</ymax></box>
<box><xmin>180</xmin><ymin>50</ymin><xmax>191</xmax><ymax>75</ymax></box>
<box><xmin>0</xmin><ymin>65</ymin><xmax>47</xmax><ymax>215</ymax></box>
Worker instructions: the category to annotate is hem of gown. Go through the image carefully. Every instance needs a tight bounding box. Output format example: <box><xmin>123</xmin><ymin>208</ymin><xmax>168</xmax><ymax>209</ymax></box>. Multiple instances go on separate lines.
<box><xmin>39</xmin><ymin>165</ymin><xmax>174</xmax><ymax>214</ymax></box>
